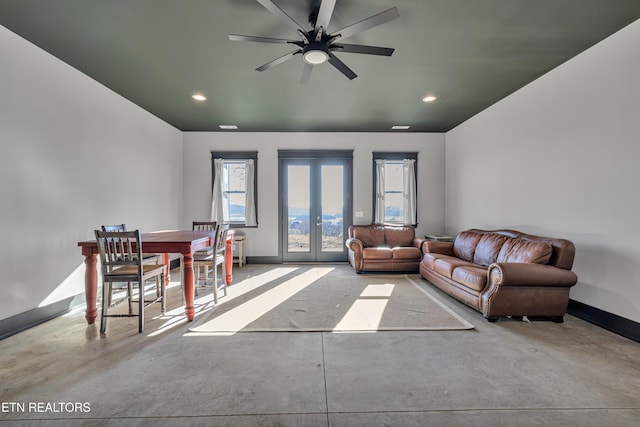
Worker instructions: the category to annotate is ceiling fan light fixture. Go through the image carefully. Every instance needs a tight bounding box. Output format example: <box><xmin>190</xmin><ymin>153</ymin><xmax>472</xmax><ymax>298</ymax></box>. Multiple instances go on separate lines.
<box><xmin>302</xmin><ymin>43</ymin><xmax>330</xmax><ymax>65</ymax></box>
<box><xmin>422</xmin><ymin>95</ymin><xmax>437</xmax><ymax>103</ymax></box>
<box><xmin>303</xmin><ymin>50</ymin><xmax>328</xmax><ymax>65</ymax></box>
<box><xmin>192</xmin><ymin>93</ymin><xmax>207</xmax><ymax>101</ymax></box>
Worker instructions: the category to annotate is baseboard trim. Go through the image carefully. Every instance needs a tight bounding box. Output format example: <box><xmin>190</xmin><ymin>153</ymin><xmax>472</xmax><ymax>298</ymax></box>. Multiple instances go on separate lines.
<box><xmin>170</xmin><ymin>257</ymin><xmax>181</xmax><ymax>270</ymax></box>
<box><xmin>0</xmin><ymin>295</ymin><xmax>84</xmax><ymax>340</ymax></box>
<box><xmin>567</xmin><ymin>299</ymin><xmax>639</xmax><ymax>343</ymax></box>
<box><xmin>246</xmin><ymin>256</ymin><xmax>281</xmax><ymax>264</ymax></box>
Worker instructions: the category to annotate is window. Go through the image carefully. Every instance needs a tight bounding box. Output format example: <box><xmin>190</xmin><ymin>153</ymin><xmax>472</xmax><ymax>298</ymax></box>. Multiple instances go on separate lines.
<box><xmin>373</xmin><ymin>152</ymin><xmax>418</xmax><ymax>226</ymax></box>
<box><xmin>211</xmin><ymin>151</ymin><xmax>258</xmax><ymax>227</ymax></box>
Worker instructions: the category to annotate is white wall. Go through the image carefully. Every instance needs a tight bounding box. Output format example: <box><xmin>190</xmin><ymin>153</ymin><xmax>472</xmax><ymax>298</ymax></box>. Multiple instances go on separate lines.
<box><xmin>445</xmin><ymin>20</ymin><xmax>640</xmax><ymax>323</ymax></box>
<box><xmin>183</xmin><ymin>132</ymin><xmax>446</xmax><ymax>257</ymax></box>
<box><xmin>0</xmin><ymin>26</ymin><xmax>183</xmax><ymax>321</ymax></box>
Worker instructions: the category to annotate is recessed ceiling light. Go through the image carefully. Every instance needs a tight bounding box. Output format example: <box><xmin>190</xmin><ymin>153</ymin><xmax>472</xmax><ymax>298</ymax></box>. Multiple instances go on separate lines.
<box><xmin>391</xmin><ymin>125</ymin><xmax>411</xmax><ymax>130</ymax></box>
<box><xmin>219</xmin><ymin>125</ymin><xmax>238</xmax><ymax>130</ymax></box>
<box><xmin>192</xmin><ymin>93</ymin><xmax>207</xmax><ymax>101</ymax></box>
<box><xmin>422</xmin><ymin>95</ymin><xmax>437</xmax><ymax>103</ymax></box>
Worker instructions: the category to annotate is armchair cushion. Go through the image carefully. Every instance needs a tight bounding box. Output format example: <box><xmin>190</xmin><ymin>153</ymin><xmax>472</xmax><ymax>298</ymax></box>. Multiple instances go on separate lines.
<box><xmin>385</xmin><ymin>226</ymin><xmax>416</xmax><ymax>248</ymax></box>
<box><xmin>363</xmin><ymin>247</ymin><xmax>393</xmax><ymax>260</ymax></box>
<box><xmin>352</xmin><ymin>225</ymin><xmax>385</xmax><ymax>247</ymax></box>
<box><xmin>392</xmin><ymin>246</ymin><xmax>422</xmax><ymax>260</ymax></box>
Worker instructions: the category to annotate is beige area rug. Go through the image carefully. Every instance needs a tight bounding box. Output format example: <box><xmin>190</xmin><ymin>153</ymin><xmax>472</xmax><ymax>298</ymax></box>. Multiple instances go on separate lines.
<box><xmin>188</xmin><ymin>268</ymin><xmax>473</xmax><ymax>334</ymax></box>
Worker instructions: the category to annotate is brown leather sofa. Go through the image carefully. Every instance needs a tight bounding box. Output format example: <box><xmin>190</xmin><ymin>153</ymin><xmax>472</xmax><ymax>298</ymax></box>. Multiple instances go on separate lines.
<box><xmin>420</xmin><ymin>229</ymin><xmax>578</xmax><ymax>322</ymax></box>
<box><xmin>346</xmin><ymin>224</ymin><xmax>425</xmax><ymax>273</ymax></box>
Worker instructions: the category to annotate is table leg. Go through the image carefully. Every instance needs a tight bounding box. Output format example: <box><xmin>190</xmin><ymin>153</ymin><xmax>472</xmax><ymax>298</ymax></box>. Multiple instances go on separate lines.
<box><xmin>225</xmin><ymin>238</ymin><xmax>233</xmax><ymax>285</ymax></box>
<box><xmin>182</xmin><ymin>253</ymin><xmax>195</xmax><ymax>322</ymax></box>
<box><xmin>162</xmin><ymin>253</ymin><xmax>170</xmax><ymax>287</ymax></box>
<box><xmin>83</xmin><ymin>253</ymin><xmax>98</xmax><ymax>324</ymax></box>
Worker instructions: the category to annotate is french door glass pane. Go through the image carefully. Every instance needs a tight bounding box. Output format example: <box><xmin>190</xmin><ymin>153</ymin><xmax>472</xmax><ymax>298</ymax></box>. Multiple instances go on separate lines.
<box><xmin>287</xmin><ymin>165</ymin><xmax>310</xmax><ymax>252</ymax></box>
<box><xmin>321</xmin><ymin>165</ymin><xmax>344</xmax><ymax>252</ymax></box>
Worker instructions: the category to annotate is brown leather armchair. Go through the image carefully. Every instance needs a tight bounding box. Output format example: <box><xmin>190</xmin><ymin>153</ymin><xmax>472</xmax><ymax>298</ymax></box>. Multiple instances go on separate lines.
<box><xmin>346</xmin><ymin>224</ymin><xmax>425</xmax><ymax>273</ymax></box>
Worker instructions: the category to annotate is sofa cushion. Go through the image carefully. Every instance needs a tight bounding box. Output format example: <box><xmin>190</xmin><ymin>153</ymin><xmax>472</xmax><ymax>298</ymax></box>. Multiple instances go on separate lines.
<box><xmin>451</xmin><ymin>266</ymin><xmax>488</xmax><ymax>292</ymax></box>
<box><xmin>473</xmin><ymin>233</ymin><xmax>510</xmax><ymax>266</ymax></box>
<box><xmin>497</xmin><ymin>238</ymin><xmax>553</xmax><ymax>264</ymax></box>
<box><xmin>362</xmin><ymin>247</ymin><xmax>392</xmax><ymax>260</ymax></box>
<box><xmin>392</xmin><ymin>246</ymin><xmax>421</xmax><ymax>260</ymax></box>
<box><xmin>385</xmin><ymin>226</ymin><xmax>415</xmax><ymax>248</ymax></box>
<box><xmin>434</xmin><ymin>258</ymin><xmax>479</xmax><ymax>279</ymax></box>
<box><xmin>422</xmin><ymin>253</ymin><xmax>453</xmax><ymax>269</ymax></box>
<box><xmin>453</xmin><ymin>231</ymin><xmax>483</xmax><ymax>262</ymax></box>
<box><xmin>352</xmin><ymin>225</ymin><xmax>385</xmax><ymax>248</ymax></box>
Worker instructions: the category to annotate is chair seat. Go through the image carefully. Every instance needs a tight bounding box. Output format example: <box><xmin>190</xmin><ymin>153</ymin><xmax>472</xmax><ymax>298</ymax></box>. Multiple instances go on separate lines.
<box><xmin>194</xmin><ymin>248</ymin><xmax>213</xmax><ymax>258</ymax></box>
<box><xmin>194</xmin><ymin>253</ymin><xmax>214</xmax><ymax>262</ymax></box>
<box><xmin>105</xmin><ymin>264</ymin><xmax>166</xmax><ymax>282</ymax></box>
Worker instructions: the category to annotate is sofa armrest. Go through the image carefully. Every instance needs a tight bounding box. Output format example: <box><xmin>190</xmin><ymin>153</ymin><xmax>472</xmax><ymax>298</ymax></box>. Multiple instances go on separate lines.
<box><xmin>345</xmin><ymin>237</ymin><xmax>364</xmax><ymax>272</ymax></box>
<box><xmin>413</xmin><ymin>237</ymin><xmax>426</xmax><ymax>252</ymax></box>
<box><xmin>488</xmin><ymin>262</ymin><xmax>578</xmax><ymax>287</ymax></box>
<box><xmin>346</xmin><ymin>237</ymin><xmax>363</xmax><ymax>252</ymax></box>
<box><xmin>422</xmin><ymin>241</ymin><xmax>454</xmax><ymax>256</ymax></box>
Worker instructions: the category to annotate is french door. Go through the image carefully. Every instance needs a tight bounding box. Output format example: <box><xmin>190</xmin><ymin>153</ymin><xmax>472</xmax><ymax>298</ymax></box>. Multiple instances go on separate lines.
<box><xmin>279</xmin><ymin>151</ymin><xmax>352</xmax><ymax>262</ymax></box>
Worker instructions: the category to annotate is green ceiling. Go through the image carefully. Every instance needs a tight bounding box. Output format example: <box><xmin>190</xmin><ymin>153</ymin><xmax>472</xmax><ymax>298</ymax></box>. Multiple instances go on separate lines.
<box><xmin>1</xmin><ymin>0</ymin><xmax>639</xmax><ymax>132</ymax></box>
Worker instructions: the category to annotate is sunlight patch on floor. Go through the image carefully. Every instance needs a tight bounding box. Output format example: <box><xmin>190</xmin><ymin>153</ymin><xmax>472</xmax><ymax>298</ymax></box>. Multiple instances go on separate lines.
<box><xmin>185</xmin><ymin>267</ymin><xmax>334</xmax><ymax>336</ymax></box>
<box><xmin>333</xmin><ymin>283</ymin><xmax>395</xmax><ymax>332</ymax></box>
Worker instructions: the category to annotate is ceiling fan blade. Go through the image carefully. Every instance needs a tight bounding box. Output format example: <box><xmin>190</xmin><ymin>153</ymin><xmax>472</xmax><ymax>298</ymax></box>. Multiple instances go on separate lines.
<box><xmin>301</xmin><ymin>63</ymin><xmax>313</xmax><ymax>83</ymax></box>
<box><xmin>328</xmin><ymin>53</ymin><xmax>357</xmax><ymax>80</ymax></box>
<box><xmin>332</xmin><ymin>43</ymin><xmax>394</xmax><ymax>56</ymax></box>
<box><xmin>256</xmin><ymin>49</ymin><xmax>300</xmax><ymax>72</ymax></box>
<box><xmin>332</xmin><ymin>7</ymin><xmax>399</xmax><ymax>41</ymax></box>
<box><xmin>229</xmin><ymin>34</ymin><xmax>296</xmax><ymax>44</ymax></box>
<box><xmin>315</xmin><ymin>0</ymin><xmax>336</xmax><ymax>31</ymax></box>
<box><xmin>256</xmin><ymin>0</ymin><xmax>306</xmax><ymax>33</ymax></box>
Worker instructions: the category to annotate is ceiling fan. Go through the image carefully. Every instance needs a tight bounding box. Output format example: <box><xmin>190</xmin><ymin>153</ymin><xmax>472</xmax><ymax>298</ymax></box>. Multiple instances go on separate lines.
<box><xmin>228</xmin><ymin>0</ymin><xmax>399</xmax><ymax>82</ymax></box>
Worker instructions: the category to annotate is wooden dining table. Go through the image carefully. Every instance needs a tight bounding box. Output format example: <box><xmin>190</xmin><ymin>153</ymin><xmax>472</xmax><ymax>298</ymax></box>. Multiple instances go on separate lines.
<box><xmin>77</xmin><ymin>229</ymin><xmax>234</xmax><ymax>324</ymax></box>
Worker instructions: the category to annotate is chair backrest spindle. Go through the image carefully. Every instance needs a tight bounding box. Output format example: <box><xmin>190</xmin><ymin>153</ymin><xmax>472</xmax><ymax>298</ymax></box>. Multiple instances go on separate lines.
<box><xmin>193</xmin><ymin>221</ymin><xmax>217</xmax><ymax>232</ymax></box>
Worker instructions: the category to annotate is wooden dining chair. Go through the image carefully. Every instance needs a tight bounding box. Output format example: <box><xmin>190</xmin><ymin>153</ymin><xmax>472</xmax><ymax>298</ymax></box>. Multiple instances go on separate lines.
<box><xmin>102</xmin><ymin>224</ymin><xmax>160</xmax><ymax>264</ymax></box>
<box><xmin>192</xmin><ymin>223</ymin><xmax>229</xmax><ymax>304</ymax></box>
<box><xmin>95</xmin><ymin>229</ymin><xmax>167</xmax><ymax>333</ymax></box>
<box><xmin>213</xmin><ymin>224</ymin><xmax>230</xmax><ymax>302</ymax></box>
<box><xmin>101</xmin><ymin>224</ymin><xmax>162</xmax><ymax>308</ymax></box>
<box><xmin>182</xmin><ymin>221</ymin><xmax>217</xmax><ymax>298</ymax></box>
<box><xmin>192</xmin><ymin>221</ymin><xmax>217</xmax><ymax>274</ymax></box>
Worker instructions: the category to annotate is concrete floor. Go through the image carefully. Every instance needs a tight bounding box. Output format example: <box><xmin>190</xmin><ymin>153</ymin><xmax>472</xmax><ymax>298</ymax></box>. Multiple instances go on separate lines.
<box><xmin>1</xmin><ymin>264</ymin><xmax>639</xmax><ymax>426</ymax></box>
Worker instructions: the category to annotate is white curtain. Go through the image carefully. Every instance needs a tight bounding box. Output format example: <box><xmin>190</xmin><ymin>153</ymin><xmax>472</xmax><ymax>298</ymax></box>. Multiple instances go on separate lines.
<box><xmin>244</xmin><ymin>159</ymin><xmax>257</xmax><ymax>226</ymax></box>
<box><xmin>374</xmin><ymin>159</ymin><xmax>386</xmax><ymax>223</ymax></box>
<box><xmin>210</xmin><ymin>158</ymin><xmax>227</xmax><ymax>224</ymax></box>
<box><xmin>402</xmin><ymin>159</ymin><xmax>417</xmax><ymax>225</ymax></box>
